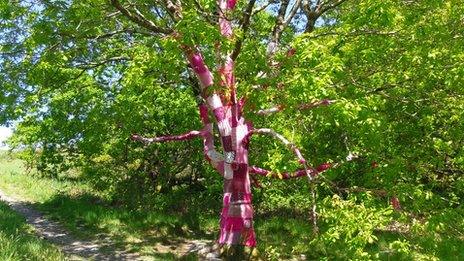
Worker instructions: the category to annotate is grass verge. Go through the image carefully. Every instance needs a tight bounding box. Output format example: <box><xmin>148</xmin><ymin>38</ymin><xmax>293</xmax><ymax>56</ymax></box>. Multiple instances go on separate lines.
<box><xmin>0</xmin><ymin>152</ymin><xmax>217</xmax><ymax>259</ymax></box>
<box><xmin>0</xmin><ymin>201</ymin><xmax>65</xmax><ymax>261</ymax></box>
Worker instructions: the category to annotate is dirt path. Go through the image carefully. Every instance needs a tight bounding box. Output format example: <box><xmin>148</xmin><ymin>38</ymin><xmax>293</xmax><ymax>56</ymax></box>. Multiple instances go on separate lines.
<box><xmin>0</xmin><ymin>189</ymin><xmax>221</xmax><ymax>260</ymax></box>
<box><xmin>0</xmin><ymin>189</ymin><xmax>142</xmax><ymax>260</ymax></box>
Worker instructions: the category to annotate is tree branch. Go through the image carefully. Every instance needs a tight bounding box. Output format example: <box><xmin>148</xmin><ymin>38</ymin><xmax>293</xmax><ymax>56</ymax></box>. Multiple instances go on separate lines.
<box><xmin>198</xmin><ymin>104</ymin><xmax>224</xmax><ymax>170</ymax></box>
<box><xmin>74</xmin><ymin>56</ymin><xmax>129</xmax><ymax>69</ymax></box>
<box><xmin>252</xmin><ymin>1</ymin><xmax>272</xmax><ymax>15</ymax></box>
<box><xmin>110</xmin><ymin>0</ymin><xmax>172</xmax><ymax>34</ymax></box>
<box><xmin>90</xmin><ymin>28</ymin><xmax>155</xmax><ymax>39</ymax></box>
<box><xmin>319</xmin><ymin>0</ymin><xmax>349</xmax><ymax>14</ymax></box>
<box><xmin>267</xmin><ymin>0</ymin><xmax>291</xmax><ymax>55</ymax></box>
<box><xmin>256</xmin><ymin>99</ymin><xmax>335</xmax><ymax>116</ymax></box>
<box><xmin>217</xmin><ymin>0</ymin><xmax>234</xmax><ymax>38</ymax></box>
<box><xmin>192</xmin><ymin>0</ymin><xmax>216</xmax><ymax>25</ymax></box>
<box><xmin>250</xmin><ymin>152</ymin><xmax>360</xmax><ymax>180</ymax></box>
<box><xmin>298</xmin><ymin>99</ymin><xmax>335</xmax><ymax>110</ymax></box>
<box><xmin>309</xmin><ymin>29</ymin><xmax>398</xmax><ymax>39</ymax></box>
<box><xmin>244</xmin><ymin>128</ymin><xmax>307</xmax><ymax>164</ymax></box>
<box><xmin>231</xmin><ymin>0</ymin><xmax>257</xmax><ymax>61</ymax></box>
<box><xmin>256</xmin><ymin>105</ymin><xmax>284</xmax><ymax>116</ymax></box>
<box><xmin>249</xmin><ymin>166</ymin><xmax>310</xmax><ymax>179</ymax></box>
<box><xmin>130</xmin><ymin>130</ymin><xmax>202</xmax><ymax>144</ymax></box>
<box><xmin>283</xmin><ymin>0</ymin><xmax>303</xmax><ymax>27</ymax></box>
<box><xmin>315</xmin><ymin>0</ymin><xmax>323</xmax><ymax>12</ymax></box>
<box><xmin>163</xmin><ymin>0</ymin><xmax>183</xmax><ymax>20</ymax></box>
<box><xmin>184</xmin><ymin>47</ymin><xmax>215</xmax><ymax>91</ymax></box>
<box><xmin>303</xmin><ymin>0</ymin><xmax>350</xmax><ymax>33</ymax></box>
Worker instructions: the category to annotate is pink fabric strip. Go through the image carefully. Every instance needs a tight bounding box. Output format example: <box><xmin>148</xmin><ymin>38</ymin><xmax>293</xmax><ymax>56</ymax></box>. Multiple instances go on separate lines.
<box><xmin>220</xmin><ymin>58</ymin><xmax>235</xmax><ymax>87</ymax></box>
<box><xmin>230</xmin><ymin>105</ymin><xmax>238</xmax><ymax>127</ymax></box>
<box><xmin>207</xmin><ymin>94</ymin><xmax>223</xmax><ymax>110</ymax></box>
<box><xmin>227</xmin><ymin>0</ymin><xmax>237</xmax><ymax>9</ymax></box>
<box><xmin>213</xmin><ymin>0</ymin><xmax>257</xmax><ymax>248</ymax></box>
<box><xmin>213</xmin><ymin>106</ymin><xmax>226</xmax><ymax>121</ymax></box>
<box><xmin>219</xmin><ymin>18</ymin><xmax>233</xmax><ymax>38</ymax></box>
<box><xmin>233</xmin><ymin>123</ymin><xmax>249</xmax><ymax>163</ymax></box>
<box><xmin>189</xmin><ymin>53</ymin><xmax>208</xmax><ymax>73</ymax></box>
<box><xmin>219</xmin><ymin>224</ymin><xmax>256</xmax><ymax>246</ymax></box>
<box><xmin>199</xmin><ymin>104</ymin><xmax>209</xmax><ymax>124</ymax></box>
<box><xmin>217</xmin><ymin>119</ymin><xmax>232</xmax><ymax>136</ymax></box>
<box><xmin>198</xmin><ymin>72</ymin><xmax>214</xmax><ymax>87</ymax></box>
<box><xmin>218</xmin><ymin>0</ymin><xmax>233</xmax><ymax>38</ymax></box>
<box><xmin>188</xmin><ymin>52</ymin><xmax>214</xmax><ymax>87</ymax></box>
<box><xmin>222</xmin><ymin>135</ymin><xmax>233</xmax><ymax>151</ymax></box>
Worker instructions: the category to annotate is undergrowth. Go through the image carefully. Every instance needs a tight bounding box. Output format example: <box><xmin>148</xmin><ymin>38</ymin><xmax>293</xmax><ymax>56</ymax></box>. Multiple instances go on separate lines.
<box><xmin>0</xmin><ymin>151</ymin><xmax>463</xmax><ymax>260</ymax></box>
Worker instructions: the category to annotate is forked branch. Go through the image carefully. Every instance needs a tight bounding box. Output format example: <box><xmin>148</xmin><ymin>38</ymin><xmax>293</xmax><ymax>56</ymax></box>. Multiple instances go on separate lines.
<box><xmin>110</xmin><ymin>0</ymin><xmax>173</xmax><ymax>34</ymax></box>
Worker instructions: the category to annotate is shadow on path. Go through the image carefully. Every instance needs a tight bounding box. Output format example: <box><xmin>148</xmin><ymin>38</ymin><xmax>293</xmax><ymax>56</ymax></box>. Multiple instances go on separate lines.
<box><xmin>0</xmin><ymin>189</ymin><xmax>224</xmax><ymax>260</ymax></box>
<box><xmin>0</xmin><ymin>189</ymin><xmax>140</xmax><ymax>260</ymax></box>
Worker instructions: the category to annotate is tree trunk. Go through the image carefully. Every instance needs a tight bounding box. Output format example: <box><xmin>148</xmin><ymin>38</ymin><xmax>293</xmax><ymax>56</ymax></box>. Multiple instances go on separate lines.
<box><xmin>217</xmin><ymin>103</ymin><xmax>256</xmax><ymax>246</ymax></box>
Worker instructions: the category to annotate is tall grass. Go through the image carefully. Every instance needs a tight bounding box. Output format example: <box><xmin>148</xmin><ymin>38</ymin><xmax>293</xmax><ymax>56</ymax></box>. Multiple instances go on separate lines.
<box><xmin>0</xmin><ymin>201</ymin><xmax>65</xmax><ymax>261</ymax></box>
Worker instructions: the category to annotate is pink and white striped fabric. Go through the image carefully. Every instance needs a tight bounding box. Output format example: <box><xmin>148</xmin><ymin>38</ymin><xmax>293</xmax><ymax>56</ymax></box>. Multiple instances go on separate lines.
<box><xmin>187</xmin><ymin>52</ymin><xmax>214</xmax><ymax>88</ymax></box>
<box><xmin>218</xmin><ymin>0</ymin><xmax>233</xmax><ymax>38</ymax></box>
<box><xmin>216</xmin><ymin>104</ymin><xmax>256</xmax><ymax>247</ymax></box>
<box><xmin>186</xmin><ymin>0</ymin><xmax>257</xmax><ymax>247</ymax></box>
<box><xmin>199</xmin><ymin>101</ymin><xmax>256</xmax><ymax>246</ymax></box>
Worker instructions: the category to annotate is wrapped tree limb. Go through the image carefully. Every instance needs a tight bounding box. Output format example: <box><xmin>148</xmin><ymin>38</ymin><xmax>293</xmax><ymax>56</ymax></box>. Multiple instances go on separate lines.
<box><xmin>130</xmin><ymin>131</ymin><xmax>202</xmax><ymax>143</ymax></box>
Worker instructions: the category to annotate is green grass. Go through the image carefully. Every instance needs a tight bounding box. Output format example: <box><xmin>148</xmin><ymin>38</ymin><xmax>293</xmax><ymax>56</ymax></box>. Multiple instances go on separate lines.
<box><xmin>0</xmin><ymin>201</ymin><xmax>65</xmax><ymax>261</ymax></box>
<box><xmin>0</xmin><ymin>153</ymin><xmax>83</xmax><ymax>202</ymax></box>
<box><xmin>0</xmin><ymin>152</ymin><xmax>217</xmax><ymax>259</ymax></box>
<box><xmin>1</xmin><ymin>151</ymin><xmax>463</xmax><ymax>260</ymax></box>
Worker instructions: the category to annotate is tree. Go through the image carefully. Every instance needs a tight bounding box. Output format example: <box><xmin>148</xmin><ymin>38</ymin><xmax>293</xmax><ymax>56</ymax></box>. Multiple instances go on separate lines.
<box><xmin>112</xmin><ymin>0</ymin><xmax>345</xmax><ymax>247</ymax></box>
<box><xmin>1</xmin><ymin>0</ymin><xmax>347</xmax><ymax>248</ymax></box>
